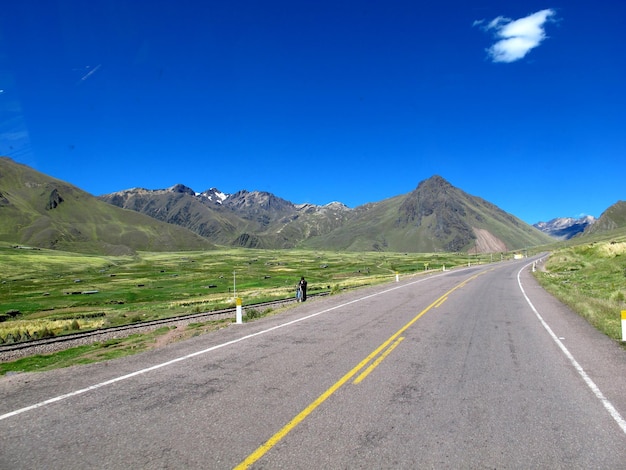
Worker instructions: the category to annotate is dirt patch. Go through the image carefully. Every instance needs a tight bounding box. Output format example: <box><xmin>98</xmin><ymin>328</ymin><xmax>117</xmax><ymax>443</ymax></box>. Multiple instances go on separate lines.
<box><xmin>469</xmin><ymin>228</ymin><xmax>507</xmax><ymax>253</ymax></box>
<box><xmin>151</xmin><ymin>320</ymin><xmax>233</xmax><ymax>350</ymax></box>
<box><xmin>153</xmin><ymin>325</ymin><xmax>191</xmax><ymax>349</ymax></box>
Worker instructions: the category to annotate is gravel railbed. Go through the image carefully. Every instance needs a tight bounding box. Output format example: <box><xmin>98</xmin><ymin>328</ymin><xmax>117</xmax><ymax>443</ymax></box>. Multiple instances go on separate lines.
<box><xmin>0</xmin><ymin>296</ymin><xmax>313</xmax><ymax>363</ymax></box>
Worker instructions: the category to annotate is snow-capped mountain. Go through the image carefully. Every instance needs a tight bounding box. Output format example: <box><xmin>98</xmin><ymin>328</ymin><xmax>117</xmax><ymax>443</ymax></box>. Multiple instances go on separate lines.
<box><xmin>533</xmin><ymin>216</ymin><xmax>596</xmax><ymax>240</ymax></box>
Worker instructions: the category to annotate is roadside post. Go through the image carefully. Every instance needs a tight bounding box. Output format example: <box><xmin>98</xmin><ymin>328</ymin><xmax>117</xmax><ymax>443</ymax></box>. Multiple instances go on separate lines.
<box><xmin>236</xmin><ymin>297</ymin><xmax>243</xmax><ymax>324</ymax></box>
<box><xmin>622</xmin><ymin>311</ymin><xmax>626</xmax><ymax>342</ymax></box>
<box><xmin>395</xmin><ymin>272</ymin><xmax>399</xmax><ymax>282</ymax></box>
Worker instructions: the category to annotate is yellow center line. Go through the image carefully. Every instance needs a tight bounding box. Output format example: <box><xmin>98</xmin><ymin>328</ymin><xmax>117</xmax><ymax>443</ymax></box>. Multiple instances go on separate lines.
<box><xmin>353</xmin><ymin>336</ymin><xmax>405</xmax><ymax>385</ymax></box>
<box><xmin>234</xmin><ymin>270</ymin><xmax>487</xmax><ymax>469</ymax></box>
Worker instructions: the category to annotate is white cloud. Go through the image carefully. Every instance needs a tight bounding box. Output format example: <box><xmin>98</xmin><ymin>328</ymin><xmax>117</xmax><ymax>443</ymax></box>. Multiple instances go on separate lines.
<box><xmin>476</xmin><ymin>9</ymin><xmax>556</xmax><ymax>63</ymax></box>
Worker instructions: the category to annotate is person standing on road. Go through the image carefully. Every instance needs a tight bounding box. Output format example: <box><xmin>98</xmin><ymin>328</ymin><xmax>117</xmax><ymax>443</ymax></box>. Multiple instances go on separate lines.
<box><xmin>298</xmin><ymin>276</ymin><xmax>307</xmax><ymax>302</ymax></box>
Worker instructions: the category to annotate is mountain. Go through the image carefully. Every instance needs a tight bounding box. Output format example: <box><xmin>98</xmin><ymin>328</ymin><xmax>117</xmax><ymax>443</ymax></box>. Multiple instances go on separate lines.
<box><xmin>301</xmin><ymin>175</ymin><xmax>553</xmax><ymax>252</ymax></box>
<box><xmin>101</xmin><ymin>174</ymin><xmax>553</xmax><ymax>253</ymax></box>
<box><xmin>583</xmin><ymin>201</ymin><xmax>626</xmax><ymax>235</ymax></box>
<box><xmin>0</xmin><ymin>157</ymin><xmax>215</xmax><ymax>254</ymax></box>
<box><xmin>99</xmin><ymin>186</ymin><xmax>352</xmax><ymax>249</ymax></box>
<box><xmin>1</xmin><ymin>157</ymin><xmax>556</xmax><ymax>254</ymax></box>
<box><xmin>533</xmin><ymin>216</ymin><xmax>596</xmax><ymax>240</ymax></box>
<box><xmin>100</xmin><ymin>185</ymin><xmax>242</xmax><ymax>246</ymax></box>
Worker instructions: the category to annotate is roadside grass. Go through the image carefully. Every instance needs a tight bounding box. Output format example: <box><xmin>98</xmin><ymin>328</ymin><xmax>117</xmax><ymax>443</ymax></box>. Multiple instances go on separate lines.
<box><xmin>0</xmin><ymin>331</ymin><xmax>165</xmax><ymax>375</ymax></box>
<box><xmin>0</xmin><ymin>319</ymin><xmax>234</xmax><ymax>375</ymax></box>
<box><xmin>534</xmin><ymin>231</ymin><xmax>626</xmax><ymax>342</ymax></box>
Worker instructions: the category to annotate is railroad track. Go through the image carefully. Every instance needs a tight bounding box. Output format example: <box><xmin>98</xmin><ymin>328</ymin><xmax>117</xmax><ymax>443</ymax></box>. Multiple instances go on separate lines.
<box><xmin>0</xmin><ymin>296</ymin><xmax>308</xmax><ymax>362</ymax></box>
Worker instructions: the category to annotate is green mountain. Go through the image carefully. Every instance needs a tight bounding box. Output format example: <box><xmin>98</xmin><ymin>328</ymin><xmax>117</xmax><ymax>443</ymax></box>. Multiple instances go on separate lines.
<box><xmin>583</xmin><ymin>201</ymin><xmax>626</xmax><ymax>235</ymax></box>
<box><xmin>0</xmin><ymin>157</ymin><xmax>214</xmax><ymax>254</ymax></box>
<box><xmin>1</xmin><ymin>157</ymin><xmax>554</xmax><ymax>254</ymax></box>
<box><xmin>301</xmin><ymin>176</ymin><xmax>553</xmax><ymax>252</ymax></box>
<box><xmin>101</xmin><ymin>174</ymin><xmax>553</xmax><ymax>253</ymax></box>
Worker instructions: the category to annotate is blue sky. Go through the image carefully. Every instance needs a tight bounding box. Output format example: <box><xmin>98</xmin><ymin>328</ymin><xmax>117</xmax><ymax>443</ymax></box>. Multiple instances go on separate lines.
<box><xmin>1</xmin><ymin>1</ymin><xmax>624</xmax><ymax>225</ymax></box>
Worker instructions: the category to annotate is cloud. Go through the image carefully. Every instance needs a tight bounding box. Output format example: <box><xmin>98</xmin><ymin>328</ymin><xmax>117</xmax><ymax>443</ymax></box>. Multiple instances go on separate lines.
<box><xmin>476</xmin><ymin>9</ymin><xmax>556</xmax><ymax>63</ymax></box>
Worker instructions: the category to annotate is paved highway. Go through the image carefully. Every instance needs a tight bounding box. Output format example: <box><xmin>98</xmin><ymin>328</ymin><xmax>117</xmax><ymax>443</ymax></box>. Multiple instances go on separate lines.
<box><xmin>2</xmin><ymin>257</ymin><xmax>626</xmax><ymax>469</ymax></box>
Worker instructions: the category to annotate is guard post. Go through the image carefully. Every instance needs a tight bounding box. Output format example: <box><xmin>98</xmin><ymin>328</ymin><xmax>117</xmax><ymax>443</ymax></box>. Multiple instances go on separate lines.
<box><xmin>236</xmin><ymin>297</ymin><xmax>243</xmax><ymax>324</ymax></box>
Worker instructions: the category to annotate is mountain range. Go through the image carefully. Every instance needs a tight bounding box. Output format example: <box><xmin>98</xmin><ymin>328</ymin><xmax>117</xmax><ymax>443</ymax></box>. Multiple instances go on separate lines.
<box><xmin>3</xmin><ymin>156</ymin><xmax>624</xmax><ymax>255</ymax></box>
<box><xmin>99</xmin><ymin>174</ymin><xmax>553</xmax><ymax>253</ymax></box>
<box><xmin>533</xmin><ymin>216</ymin><xmax>596</xmax><ymax>240</ymax></box>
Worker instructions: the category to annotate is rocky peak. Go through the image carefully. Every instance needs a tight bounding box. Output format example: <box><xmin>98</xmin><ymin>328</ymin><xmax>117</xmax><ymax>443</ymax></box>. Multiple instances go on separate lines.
<box><xmin>324</xmin><ymin>201</ymin><xmax>351</xmax><ymax>211</ymax></box>
<box><xmin>168</xmin><ymin>184</ymin><xmax>196</xmax><ymax>195</ymax></box>
<box><xmin>415</xmin><ymin>175</ymin><xmax>453</xmax><ymax>193</ymax></box>
<box><xmin>199</xmin><ymin>188</ymin><xmax>229</xmax><ymax>204</ymax></box>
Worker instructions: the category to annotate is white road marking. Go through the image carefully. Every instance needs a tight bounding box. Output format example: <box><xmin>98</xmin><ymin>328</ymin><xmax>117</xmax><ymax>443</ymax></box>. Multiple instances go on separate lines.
<box><xmin>517</xmin><ymin>262</ymin><xmax>626</xmax><ymax>435</ymax></box>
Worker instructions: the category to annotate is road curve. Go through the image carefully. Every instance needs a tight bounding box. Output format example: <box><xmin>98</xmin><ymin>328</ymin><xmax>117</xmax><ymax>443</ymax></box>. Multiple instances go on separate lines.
<box><xmin>1</xmin><ymin>257</ymin><xmax>626</xmax><ymax>469</ymax></box>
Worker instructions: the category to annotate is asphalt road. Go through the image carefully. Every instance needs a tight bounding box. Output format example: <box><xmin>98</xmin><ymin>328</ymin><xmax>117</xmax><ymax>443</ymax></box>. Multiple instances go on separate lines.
<box><xmin>2</xmin><ymin>257</ymin><xmax>626</xmax><ymax>469</ymax></box>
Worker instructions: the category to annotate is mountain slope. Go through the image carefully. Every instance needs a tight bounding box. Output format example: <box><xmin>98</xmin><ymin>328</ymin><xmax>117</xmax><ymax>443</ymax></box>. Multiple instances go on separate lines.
<box><xmin>2</xmin><ymin>157</ymin><xmax>556</xmax><ymax>254</ymax></box>
<box><xmin>100</xmin><ymin>186</ymin><xmax>352</xmax><ymax>249</ymax></box>
<box><xmin>0</xmin><ymin>157</ymin><xmax>215</xmax><ymax>254</ymax></box>
<box><xmin>100</xmin><ymin>185</ymin><xmax>241</xmax><ymax>245</ymax></box>
<box><xmin>583</xmin><ymin>201</ymin><xmax>626</xmax><ymax>235</ymax></box>
<box><xmin>301</xmin><ymin>176</ymin><xmax>553</xmax><ymax>252</ymax></box>
<box><xmin>100</xmin><ymin>175</ymin><xmax>551</xmax><ymax>253</ymax></box>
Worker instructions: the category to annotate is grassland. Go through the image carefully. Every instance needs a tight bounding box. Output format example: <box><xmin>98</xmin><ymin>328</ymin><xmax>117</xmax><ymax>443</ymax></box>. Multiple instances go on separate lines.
<box><xmin>3</xmin><ymin>228</ymin><xmax>625</xmax><ymax>375</ymax></box>
<box><xmin>0</xmin><ymin>243</ymin><xmax>495</xmax><ymax>345</ymax></box>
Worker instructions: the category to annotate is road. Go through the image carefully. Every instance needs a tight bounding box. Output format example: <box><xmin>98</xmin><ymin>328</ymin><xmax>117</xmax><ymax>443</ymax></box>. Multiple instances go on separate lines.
<box><xmin>2</xmin><ymin>257</ymin><xmax>626</xmax><ymax>469</ymax></box>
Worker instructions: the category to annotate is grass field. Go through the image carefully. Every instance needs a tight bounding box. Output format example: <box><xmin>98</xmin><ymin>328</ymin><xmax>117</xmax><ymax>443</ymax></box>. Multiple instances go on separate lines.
<box><xmin>0</xmin><ymin>243</ymin><xmax>496</xmax><ymax>344</ymax></box>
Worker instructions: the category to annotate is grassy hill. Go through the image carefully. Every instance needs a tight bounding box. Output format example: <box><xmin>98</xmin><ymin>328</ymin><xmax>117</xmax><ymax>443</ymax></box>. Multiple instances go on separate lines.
<box><xmin>584</xmin><ymin>200</ymin><xmax>626</xmax><ymax>235</ymax></box>
<box><xmin>0</xmin><ymin>157</ymin><xmax>215</xmax><ymax>254</ymax></box>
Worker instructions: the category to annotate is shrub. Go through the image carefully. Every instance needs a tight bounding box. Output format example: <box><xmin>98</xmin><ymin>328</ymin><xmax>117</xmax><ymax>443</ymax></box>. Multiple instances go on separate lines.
<box><xmin>36</xmin><ymin>327</ymin><xmax>55</xmax><ymax>339</ymax></box>
<box><xmin>245</xmin><ymin>308</ymin><xmax>261</xmax><ymax>320</ymax></box>
<box><xmin>2</xmin><ymin>333</ymin><xmax>16</xmax><ymax>344</ymax></box>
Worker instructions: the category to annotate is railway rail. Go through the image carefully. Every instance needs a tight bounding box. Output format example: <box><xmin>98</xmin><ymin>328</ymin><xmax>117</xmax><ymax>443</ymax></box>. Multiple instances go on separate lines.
<box><xmin>0</xmin><ymin>296</ymin><xmax>309</xmax><ymax>363</ymax></box>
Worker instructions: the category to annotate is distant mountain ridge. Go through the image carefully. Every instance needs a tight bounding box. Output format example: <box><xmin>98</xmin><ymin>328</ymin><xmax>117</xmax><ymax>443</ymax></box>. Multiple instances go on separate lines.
<box><xmin>1</xmin><ymin>156</ymin><xmax>568</xmax><ymax>254</ymax></box>
<box><xmin>99</xmin><ymin>185</ymin><xmax>352</xmax><ymax>249</ymax></box>
<box><xmin>99</xmin><ymin>174</ymin><xmax>553</xmax><ymax>253</ymax></box>
<box><xmin>533</xmin><ymin>216</ymin><xmax>596</xmax><ymax>240</ymax></box>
